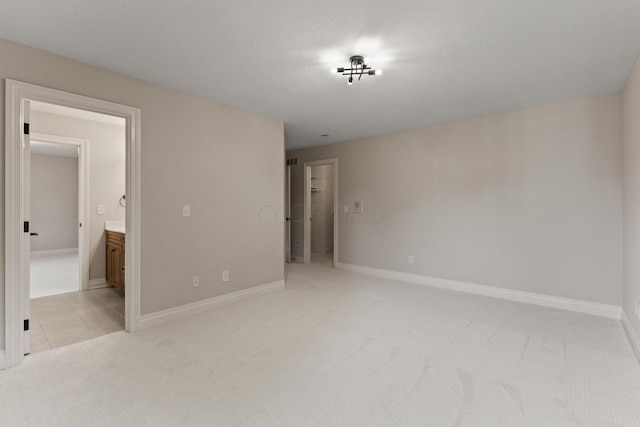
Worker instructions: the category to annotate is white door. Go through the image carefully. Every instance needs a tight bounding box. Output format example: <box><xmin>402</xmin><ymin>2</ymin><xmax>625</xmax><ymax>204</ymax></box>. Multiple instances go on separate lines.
<box><xmin>285</xmin><ymin>165</ymin><xmax>292</xmax><ymax>263</ymax></box>
<box><xmin>303</xmin><ymin>165</ymin><xmax>311</xmax><ymax>264</ymax></box>
<box><xmin>22</xmin><ymin>100</ymin><xmax>31</xmax><ymax>355</ymax></box>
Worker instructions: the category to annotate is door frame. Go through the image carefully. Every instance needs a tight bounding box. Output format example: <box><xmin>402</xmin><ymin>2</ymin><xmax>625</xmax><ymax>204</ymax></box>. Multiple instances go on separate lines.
<box><xmin>303</xmin><ymin>158</ymin><xmax>338</xmax><ymax>266</ymax></box>
<box><xmin>30</xmin><ymin>132</ymin><xmax>90</xmax><ymax>291</ymax></box>
<box><xmin>285</xmin><ymin>164</ymin><xmax>291</xmax><ymax>263</ymax></box>
<box><xmin>4</xmin><ymin>79</ymin><xmax>142</xmax><ymax>369</ymax></box>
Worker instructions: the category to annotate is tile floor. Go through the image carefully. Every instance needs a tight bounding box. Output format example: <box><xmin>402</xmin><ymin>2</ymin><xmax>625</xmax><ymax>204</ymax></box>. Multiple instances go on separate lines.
<box><xmin>30</xmin><ymin>287</ymin><xmax>125</xmax><ymax>354</ymax></box>
<box><xmin>30</xmin><ymin>250</ymin><xmax>79</xmax><ymax>298</ymax></box>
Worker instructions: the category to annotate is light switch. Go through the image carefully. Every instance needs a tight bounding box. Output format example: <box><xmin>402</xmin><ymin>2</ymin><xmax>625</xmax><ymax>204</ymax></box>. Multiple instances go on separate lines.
<box><xmin>183</xmin><ymin>205</ymin><xmax>191</xmax><ymax>217</ymax></box>
<box><xmin>97</xmin><ymin>205</ymin><xmax>105</xmax><ymax>215</ymax></box>
<box><xmin>355</xmin><ymin>201</ymin><xmax>364</xmax><ymax>214</ymax></box>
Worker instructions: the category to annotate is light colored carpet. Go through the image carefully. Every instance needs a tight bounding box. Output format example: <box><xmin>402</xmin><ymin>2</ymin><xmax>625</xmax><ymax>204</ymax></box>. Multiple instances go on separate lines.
<box><xmin>1</xmin><ymin>262</ymin><xmax>639</xmax><ymax>426</ymax></box>
<box><xmin>30</xmin><ymin>250</ymin><xmax>79</xmax><ymax>298</ymax></box>
<box><xmin>311</xmin><ymin>252</ymin><xmax>333</xmax><ymax>268</ymax></box>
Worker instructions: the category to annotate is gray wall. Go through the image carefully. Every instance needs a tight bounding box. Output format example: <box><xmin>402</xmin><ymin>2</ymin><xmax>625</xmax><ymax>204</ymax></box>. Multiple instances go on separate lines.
<box><xmin>30</xmin><ymin>153</ymin><xmax>78</xmax><ymax>251</ymax></box>
<box><xmin>623</xmin><ymin>54</ymin><xmax>640</xmax><ymax>339</ymax></box>
<box><xmin>289</xmin><ymin>94</ymin><xmax>624</xmax><ymax>305</ymax></box>
<box><xmin>310</xmin><ymin>165</ymin><xmax>334</xmax><ymax>255</ymax></box>
<box><xmin>0</xmin><ymin>37</ymin><xmax>284</xmax><ymax>350</ymax></box>
<box><xmin>31</xmin><ymin>110</ymin><xmax>126</xmax><ymax>281</ymax></box>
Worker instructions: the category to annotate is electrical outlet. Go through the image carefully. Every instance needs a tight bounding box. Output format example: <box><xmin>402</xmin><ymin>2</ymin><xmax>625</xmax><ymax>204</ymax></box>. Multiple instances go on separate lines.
<box><xmin>408</xmin><ymin>255</ymin><xmax>414</xmax><ymax>264</ymax></box>
<box><xmin>183</xmin><ymin>205</ymin><xmax>191</xmax><ymax>217</ymax></box>
<box><xmin>222</xmin><ymin>270</ymin><xmax>229</xmax><ymax>282</ymax></box>
<box><xmin>295</xmin><ymin>241</ymin><xmax>299</xmax><ymax>249</ymax></box>
<box><xmin>192</xmin><ymin>276</ymin><xmax>199</xmax><ymax>288</ymax></box>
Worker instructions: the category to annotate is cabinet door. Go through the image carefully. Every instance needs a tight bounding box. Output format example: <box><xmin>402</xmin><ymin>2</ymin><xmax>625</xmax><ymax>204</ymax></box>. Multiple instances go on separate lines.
<box><xmin>113</xmin><ymin>245</ymin><xmax>123</xmax><ymax>291</ymax></box>
<box><xmin>106</xmin><ymin>242</ymin><xmax>117</xmax><ymax>285</ymax></box>
<box><xmin>107</xmin><ymin>242</ymin><xmax>124</xmax><ymax>290</ymax></box>
<box><xmin>118</xmin><ymin>245</ymin><xmax>125</xmax><ymax>292</ymax></box>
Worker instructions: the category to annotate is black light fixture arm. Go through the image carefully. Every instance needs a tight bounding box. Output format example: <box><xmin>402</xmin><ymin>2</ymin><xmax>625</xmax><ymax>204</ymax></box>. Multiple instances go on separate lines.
<box><xmin>336</xmin><ymin>55</ymin><xmax>381</xmax><ymax>85</ymax></box>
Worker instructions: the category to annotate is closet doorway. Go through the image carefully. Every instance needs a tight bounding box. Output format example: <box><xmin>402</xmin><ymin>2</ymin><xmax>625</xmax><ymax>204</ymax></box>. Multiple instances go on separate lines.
<box><xmin>303</xmin><ymin>158</ymin><xmax>338</xmax><ymax>267</ymax></box>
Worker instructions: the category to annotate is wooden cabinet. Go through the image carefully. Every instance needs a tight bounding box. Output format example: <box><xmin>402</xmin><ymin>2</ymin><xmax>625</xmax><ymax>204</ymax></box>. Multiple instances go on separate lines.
<box><xmin>106</xmin><ymin>231</ymin><xmax>125</xmax><ymax>292</ymax></box>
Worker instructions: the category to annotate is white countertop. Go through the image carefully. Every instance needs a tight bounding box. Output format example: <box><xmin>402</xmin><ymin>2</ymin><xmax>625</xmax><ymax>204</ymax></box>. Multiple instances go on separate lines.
<box><xmin>104</xmin><ymin>221</ymin><xmax>126</xmax><ymax>234</ymax></box>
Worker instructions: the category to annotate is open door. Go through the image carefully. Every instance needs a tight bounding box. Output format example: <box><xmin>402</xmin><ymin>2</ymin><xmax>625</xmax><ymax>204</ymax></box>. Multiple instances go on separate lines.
<box><xmin>22</xmin><ymin>100</ymin><xmax>31</xmax><ymax>355</ymax></box>
<box><xmin>285</xmin><ymin>164</ymin><xmax>292</xmax><ymax>263</ymax></box>
<box><xmin>303</xmin><ymin>165</ymin><xmax>311</xmax><ymax>264</ymax></box>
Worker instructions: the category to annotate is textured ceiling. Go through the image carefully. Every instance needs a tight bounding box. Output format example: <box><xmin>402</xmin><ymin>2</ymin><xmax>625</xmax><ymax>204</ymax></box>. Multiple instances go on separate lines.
<box><xmin>1</xmin><ymin>1</ymin><xmax>639</xmax><ymax>150</ymax></box>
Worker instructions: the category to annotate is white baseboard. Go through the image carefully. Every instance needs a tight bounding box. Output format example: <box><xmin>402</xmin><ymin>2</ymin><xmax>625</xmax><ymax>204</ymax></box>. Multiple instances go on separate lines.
<box><xmin>336</xmin><ymin>263</ymin><xmax>622</xmax><ymax>319</ymax></box>
<box><xmin>139</xmin><ymin>280</ymin><xmax>286</xmax><ymax>330</ymax></box>
<box><xmin>89</xmin><ymin>278</ymin><xmax>108</xmax><ymax>289</ymax></box>
<box><xmin>31</xmin><ymin>248</ymin><xmax>78</xmax><ymax>257</ymax></box>
<box><xmin>0</xmin><ymin>350</ymin><xmax>5</xmax><ymax>370</ymax></box>
<box><xmin>622</xmin><ymin>310</ymin><xmax>640</xmax><ymax>362</ymax></box>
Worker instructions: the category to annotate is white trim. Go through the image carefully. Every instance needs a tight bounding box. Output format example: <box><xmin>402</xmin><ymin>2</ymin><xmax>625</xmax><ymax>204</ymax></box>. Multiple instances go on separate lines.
<box><xmin>89</xmin><ymin>278</ymin><xmax>109</xmax><ymax>289</ymax></box>
<box><xmin>31</xmin><ymin>132</ymin><xmax>89</xmax><ymax>291</ymax></box>
<box><xmin>4</xmin><ymin>79</ymin><xmax>142</xmax><ymax>369</ymax></box>
<box><xmin>31</xmin><ymin>248</ymin><xmax>78</xmax><ymax>257</ymax></box>
<box><xmin>303</xmin><ymin>159</ymin><xmax>338</xmax><ymax>267</ymax></box>
<box><xmin>139</xmin><ymin>280</ymin><xmax>286</xmax><ymax>330</ymax></box>
<box><xmin>285</xmin><ymin>165</ymin><xmax>291</xmax><ymax>263</ymax></box>
<box><xmin>0</xmin><ymin>350</ymin><xmax>5</xmax><ymax>370</ymax></box>
<box><xmin>622</xmin><ymin>310</ymin><xmax>640</xmax><ymax>362</ymax></box>
<box><xmin>336</xmin><ymin>263</ymin><xmax>622</xmax><ymax>319</ymax></box>
<box><xmin>303</xmin><ymin>165</ymin><xmax>311</xmax><ymax>264</ymax></box>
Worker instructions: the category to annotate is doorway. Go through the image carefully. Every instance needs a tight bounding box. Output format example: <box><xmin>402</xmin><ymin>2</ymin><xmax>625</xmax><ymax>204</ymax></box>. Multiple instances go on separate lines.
<box><xmin>29</xmin><ymin>133</ymin><xmax>88</xmax><ymax>298</ymax></box>
<box><xmin>4</xmin><ymin>79</ymin><xmax>141</xmax><ymax>369</ymax></box>
<box><xmin>26</xmin><ymin>104</ymin><xmax>127</xmax><ymax>355</ymax></box>
<box><xmin>303</xmin><ymin>159</ymin><xmax>338</xmax><ymax>267</ymax></box>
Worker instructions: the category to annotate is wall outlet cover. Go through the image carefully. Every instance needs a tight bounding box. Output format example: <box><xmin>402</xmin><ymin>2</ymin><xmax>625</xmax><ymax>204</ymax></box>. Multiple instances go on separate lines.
<box><xmin>97</xmin><ymin>204</ymin><xmax>105</xmax><ymax>215</ymax></box>
<box><xmin>192</xmin><ymin>276</ymin><xmax>199</xmax><ymax>287</ymax></box>
<box><xmin>183</xmin><ymin>205</ymin><xmax>191</xmax><ymax>217</ymax></box>
<box><xmin>222</xmin><ymin>270</ymin><xmax>229</xmax><ymax>282</ymax></box>
<box><xmin>408</xmin><ymin>255</ymin><xmax>414</xmax><ymax>264</ymax></box>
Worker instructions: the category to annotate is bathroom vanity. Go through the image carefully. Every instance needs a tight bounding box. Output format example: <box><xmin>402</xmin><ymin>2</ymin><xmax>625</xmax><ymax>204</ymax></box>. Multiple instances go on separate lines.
<box><xmin>105</xmin><ymin>222</ymin><xmax>125</xmax><ymax>292</ymax></box>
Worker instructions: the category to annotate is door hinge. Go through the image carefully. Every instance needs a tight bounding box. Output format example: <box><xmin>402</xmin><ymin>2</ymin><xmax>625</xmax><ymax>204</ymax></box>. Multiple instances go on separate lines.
<box><xmin>23</xmin><ymin>123</ymin><xmax>30</xmax><ymax>135</ymax></box>
<box><xmin>24</xmin><ymin>221</ymin><xmax>29</xmax><ymax>233</ymax></box>
<box><xmin>24</xmin><ymin>319</ymin><xmax>29</xmax><ymax>331</ymax></box>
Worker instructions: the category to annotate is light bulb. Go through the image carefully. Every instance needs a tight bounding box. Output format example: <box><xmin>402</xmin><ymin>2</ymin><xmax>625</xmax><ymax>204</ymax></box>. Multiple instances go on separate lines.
<box><xmin>377</xmin><ymin>69</ymin><xmax>383</xmax><ymax>76</ymax></box>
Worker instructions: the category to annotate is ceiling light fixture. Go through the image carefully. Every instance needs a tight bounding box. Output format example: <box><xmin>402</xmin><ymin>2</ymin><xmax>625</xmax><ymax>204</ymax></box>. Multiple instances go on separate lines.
<box><xmin>336</xmin><ymin>55</ymin><xmax>381</xmax><ymax>85</ymax></box>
